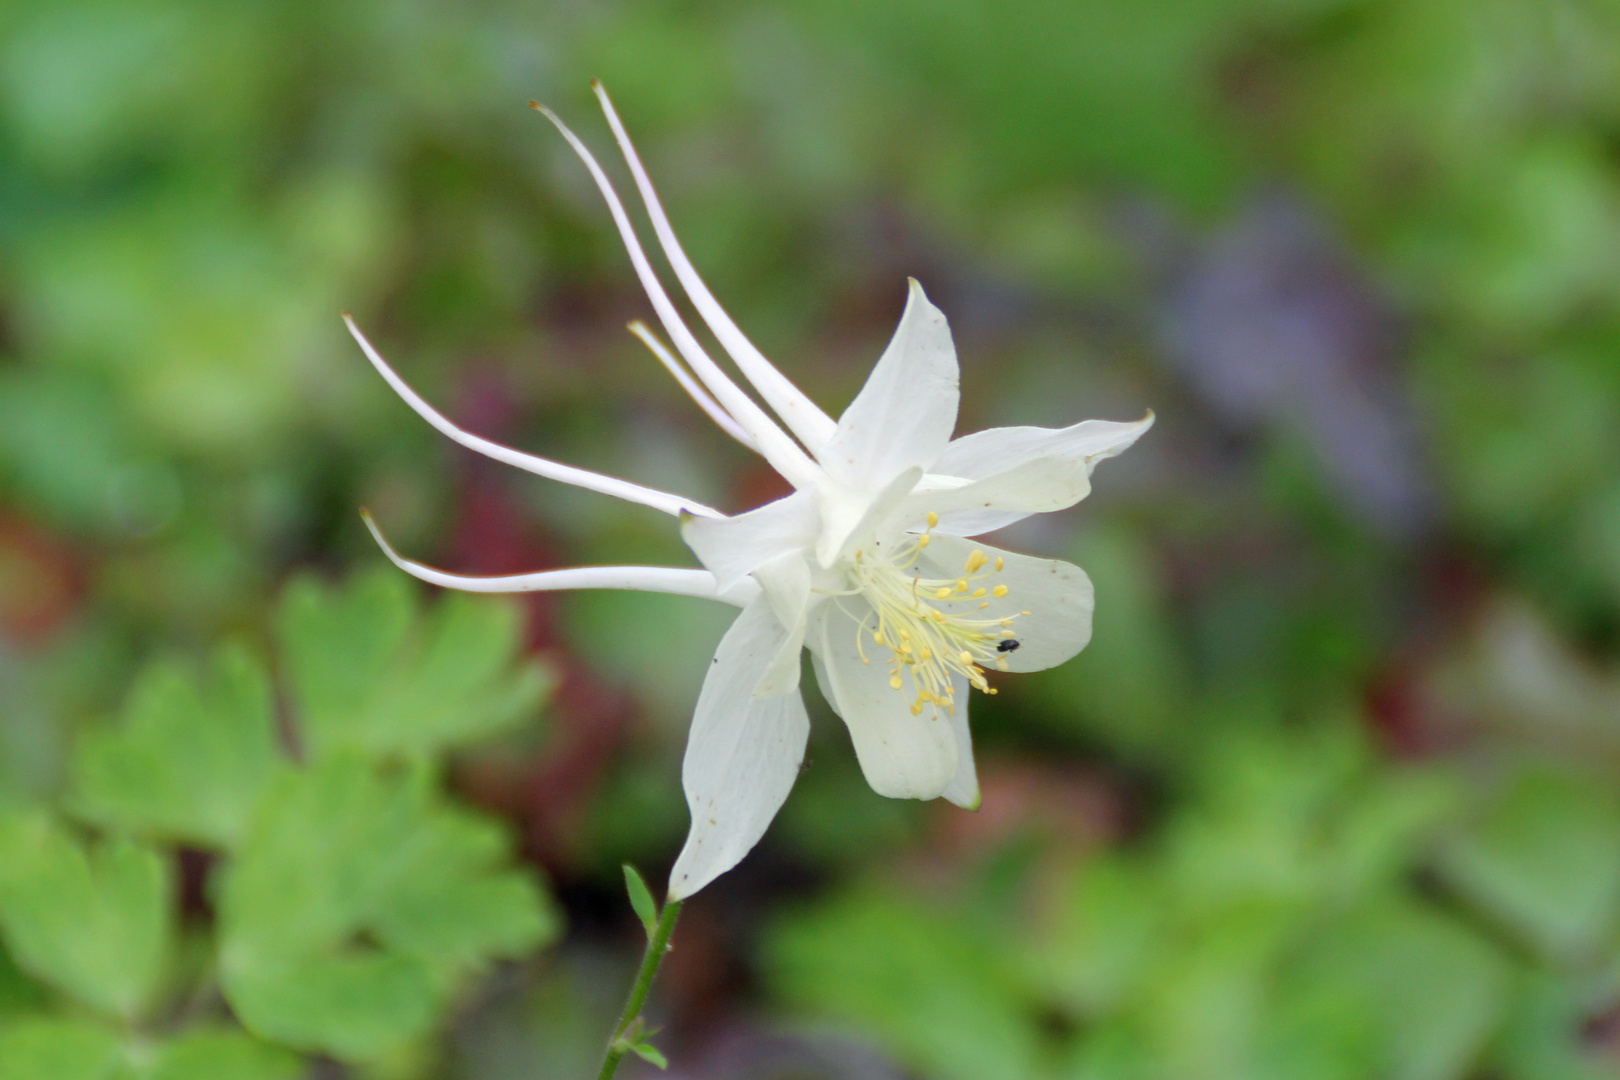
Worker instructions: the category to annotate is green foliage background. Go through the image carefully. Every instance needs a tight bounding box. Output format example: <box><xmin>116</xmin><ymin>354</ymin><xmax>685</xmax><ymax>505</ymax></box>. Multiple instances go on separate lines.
<box><xmin>3</xmin><ymin>0</ymin><xmax>1620</xmax><ymax>1077</ymax></box>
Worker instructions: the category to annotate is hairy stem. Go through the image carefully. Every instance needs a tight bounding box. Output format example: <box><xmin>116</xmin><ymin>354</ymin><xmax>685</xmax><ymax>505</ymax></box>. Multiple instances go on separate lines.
<box><xmin>595</xmin><ymin>897</ymin><xmax>683</xmax><ymax>1080</ymax></box>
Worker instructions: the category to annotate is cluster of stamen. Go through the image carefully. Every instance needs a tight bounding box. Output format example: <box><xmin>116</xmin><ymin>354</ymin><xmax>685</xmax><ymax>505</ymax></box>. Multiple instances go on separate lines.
<box><xmin>847</xmin><ymin>512</ymin><xmax>1025</xmax><ymax>719</ymax></box>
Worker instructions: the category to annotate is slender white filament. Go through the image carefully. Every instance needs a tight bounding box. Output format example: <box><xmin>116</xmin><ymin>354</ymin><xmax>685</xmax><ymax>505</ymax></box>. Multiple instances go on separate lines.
<box><xmin>346</xmin><ymin>315</ymin><xmax>721</xmax><ymax>520</ymax></box>
<box><xmin>627</xmin><ymin>320</ymin><xmax>757</xmax><ymax>450</ymax></box>
<box><xmin>593</xmin><ymin>81</ymin><xmax>838</xmax><ymax>454</ymax></box>
<box><xmin>531</xmin><ymin>103</ymin><xmax>824</xmax><ymax>491</ymax></box>
<box><xmin>363</xmin><ymin>511</ymin><xmax>752</xmax><ymax>606</ymax></box>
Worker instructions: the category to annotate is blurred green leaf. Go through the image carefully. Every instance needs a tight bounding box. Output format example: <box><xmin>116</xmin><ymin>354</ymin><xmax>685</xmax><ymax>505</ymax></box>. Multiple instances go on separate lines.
<box><xmin>1022</xmin><ymin>855</ymin><xmax>1164</xmax><ymax>1019</ymax></box>
<box><xmin>623</xmin><ymin>864</ymin><xmax>658</xmax><ymax>938</ymax></box>
<box><xmin>765</xmin><ymin>884</ymin><xmax>1039</xmax><ymax>1080</ymax></box>
<box><xmin>0</xmin><ymin>1017</ymin><xmax>121</xmax><ymax>1080</ymax></box>
<box><xmin>218</xmin><ymin>754</ymin><xmax>556</xmax><ymax>1060</ymax></box>
<box><xmin>139</xmin><ymin>1029</ymin><xmax>303</xmax><ymax>1080</ymax></box>
<box><xmin>277</xmin><ymin>570</ymin><xmax>549</xmax><ymax>759</ymax></box>
<box><xmin>630</xmin><ymin>1041</ymin><xmax>668</xmax><ymax>1070</ymax></box>
<box><xmin>70</xmin><ymin>644</ymin><xmax>283</xmax><ymax>849</ymax></box>
<box><xmin>1440</xmin><ymin>768</ymin><xmax>1620</xmax><ymax>962</ymax></box>
<box><xmin>1271</xmin><ymin>897</ymin><xmax>1511</xmax><ymax>1080</ymax></box>
<box><xmin>0</xmin><ymin>813</ymin><xmax>170</xmax><ymax>1020</ymax></box>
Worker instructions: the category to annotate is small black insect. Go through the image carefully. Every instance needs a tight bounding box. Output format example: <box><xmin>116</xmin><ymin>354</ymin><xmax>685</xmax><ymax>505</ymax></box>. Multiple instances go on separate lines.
<box><xmin>996</xmin><ymin>639</ymin><xmax>1021</xmax><ymax>653</ymax></box>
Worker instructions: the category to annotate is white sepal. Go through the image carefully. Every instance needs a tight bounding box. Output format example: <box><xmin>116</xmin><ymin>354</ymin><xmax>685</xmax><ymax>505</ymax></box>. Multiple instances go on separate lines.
<box><xmin>667</xmin><ymin>597</ymin><xmax>811</xmax><ymax>901</ymax></box>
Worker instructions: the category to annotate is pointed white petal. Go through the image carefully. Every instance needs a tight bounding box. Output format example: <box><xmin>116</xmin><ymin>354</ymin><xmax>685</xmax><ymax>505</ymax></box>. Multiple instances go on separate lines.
<box><xmin>627</xmin><ymin>321</ymin><xmax>757</xmax><ymax>450</ymax></box>
<box><xmin>916</xmin><ymin>533</ymin><xmax>1093</xmax><ymax>672</ymax></box>
<box><xmin>362</xmin><ymin>511</ymin><xmax>756</xmax><ymax>606</ymax></box>
<box><xmin>927</xmin><ymin>414</ymin><xmax>1154</xmax><ymax>535</ymax></box>
<box><xmin>346</xmin><ymin>315</ymin><xmax>720</xmax><ymax>520</ymax></box>
<box><xmin>668</xmin><ymin>597</ymin><xmax>810</xmax><ymax>900</ymax></box>
<box><xmin>681</xmin><ymin>490</ymin><xmax>819</xmax><ymax>592</ymax></box>
<box><xmin>939</xmin><ymin>673</ymin><xmax>980</xmax><ymax>810</ymax></box>
<box><xmin>593</xmin><ymin>83</ymin><xmax>838</xmax><ymax>453</ymax></box>
<box><xmin>751</xmin><ymin>551</ymin><xmax>812</xmax><ymax>697</ymax></box>
<box><xmin>814</xmin><ymin>465</ymin><xmax>922</xmax><ymax>569</ymax></box>
<box><xmin>935</xmin><ymin>414</ymin><xmax>1154</xmax><ymax>479</ymax></box>
<box><xmin>899</xmin><ymin>456</ymin><xmax>1092</xmax><ymax>538</ymax></box>
<box><xmin>820</xmin><ymin>280</ymin><xmax>960</xmax><ymax>491</ymax></box>
<box><xmin>532</xmin><ymin>105</ymin><xmax>823</xmax><ymax>490</ymax></box>
<box><xmin>807</xmin><ymin>602</ymin><xmax>958</xmax><ymax>800</ymax></box>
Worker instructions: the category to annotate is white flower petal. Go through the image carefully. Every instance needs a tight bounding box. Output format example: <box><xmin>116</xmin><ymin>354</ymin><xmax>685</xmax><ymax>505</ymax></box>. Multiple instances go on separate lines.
<box><xmin>362</xmin><ymin>511</ymin><xmax>758</xmax><ymax>606</ymax></box>
<box><xmin>939</xmin><ymin>673</ymin><xmax>980</xmax><ymax>811</ymax></box>
<box><xmin>897</xmin><ymin>456</ymin><xmax>1090</xmax><ymax>538</ymax></box>
<box><xmin>807</xmin><ymin>602</ymin><xmax>958</xmax><ymax>800</ymax></box>
<box><xmin>627</xmin><ymin>321</ymin><xmax>757</xmax><ymax>450</ymax></box>
<box><xmin>926</xmin><ymin>414</ymin><xmax>1154</xmax><ymax>535</ymax></box>
<box><xmin>819</xmin><ymin>279</ymin><xmax>959</xmax><ymax>492</ymax></box>
<box><xmin>347</xmin><ymin>316</ymin><xmax>722</xmax><ymax>520</ymax></box>
<box><xmin>681</xmin><ymin>490</ymin><xmax>819</xmax><ymax>592</ymax></box>
<box><xmin>668</xmin><ymin>597</ymin><xmax>810</xmax><ymax>900</ymax></box>
<box><xmin>593</xmin><ymin>83</ymin><xmax>838</xmax><ymax>454</ymax></box>
<box><xmin>532</xmin><ymin>104</ymin><xmax>824</xmax><ymax>490</ymax></box>
<box><xmin>814</xmin><ymin>465</ymin><xmax>922</xmax><ymax>569</ymax></box>
<box><xmin>916</xmin><ymin>534</ymin><xmax>1093</xmax><ymax>673</ymax></box>
<box><xmin>751</xmin><ymin>551</ymin><xmax>812</xmax><ymax>697</ymax></box>
<box><xmin>935</xmin><ymin>414</ymin><xmax>1154</xmax><ymax>479</ymax></box>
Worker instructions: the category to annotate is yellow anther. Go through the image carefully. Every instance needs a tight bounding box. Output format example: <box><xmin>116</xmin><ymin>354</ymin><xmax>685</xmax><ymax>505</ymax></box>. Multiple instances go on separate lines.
<box><xmin>987</xmin><ymin>687</ymin><xmax>998</xmax><ymax>695</ymax></box>
<box><xmin>955</xmin><ymin>580</ymin><xmax>969</xmax><ymax>593</ymax></box>
<box><xmin>918</xmin><ymin>648</ymin><xmax>932</xmax><ymax>662</ymax></box>
<box><xmin>965</xmin><ymin>550</ymin><xmax>988</xmax><ymax>573</ymax></box>
<box><xmin>1022</xmin><ymin>610</ymin><xmax>1032</xmax><ymax>615</ymax></box>
<box><xmin>930</xmin><ymin>609</ymin><xmax>946</xmax><ymax>622</ymax></box>
<box><xmin>911</xmin><ymin>701</ymin><xmax>923</xmax><ymax>716</ymax></box>
<box><xmin>992</xmin><ymin>584</ymin><xmax>1009</xmax><ymax>598</ymax></box>
<box><xmin>1000</xmin><ymin>618</ymin><xmax>1014</xmax><ymax>627</ymax></box>
<box><xmin>889</xmin><ymin>675</ymin><xmax>903</xmax><ymax>690</ymax></box>
<box><xmin>933</xmin><ymin>586</ymin><xmax>952</xmax><ymax>599</ymax></box>
<box><xmin>873</xmin><ymin>631</ymin><xmax>885</xmax><ymax>645</ymax></box>
<box><xmin>917</xmin><ymin>534</ymin><xmax>931</xmax><ymax>548</ymax></box>
<box><xmin>926</xmin><ymin>511</ymin><xmax>939</xmax><ymax>528</ymax></box>
<box><xmin>972</xmin><ymin>587</ymin><xmax>987</xmax><ymax>598</ymax></box>
<box><xmin>994</xmin><ymin>556</ymin><xmax>1004</xmax><ymax>571</ymax></box>
<box><xmin>1002</xmin><ymin>628</ymin><xmax>1018</xmax><ymax>638</ymax></box>
<box><xmin>958</xmin><ymin>650</ymin><xmax>974</xmax><ymax>665</ymax></box>
<box><xmin>996</xmin><ymin>658</ymin><xmax>1011</xmax><ymax>671</ymax></box>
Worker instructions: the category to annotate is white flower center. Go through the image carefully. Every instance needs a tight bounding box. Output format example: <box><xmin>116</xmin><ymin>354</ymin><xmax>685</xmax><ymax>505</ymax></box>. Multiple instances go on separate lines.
<box><xmin>841</xmin><ymin>514</ymin><xmax>1022</xmax><ymax>718</ymax></box>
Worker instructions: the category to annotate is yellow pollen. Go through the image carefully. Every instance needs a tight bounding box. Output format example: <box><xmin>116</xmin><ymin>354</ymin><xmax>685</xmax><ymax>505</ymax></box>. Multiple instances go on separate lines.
<box><xmin>987</xmin><ymin>687</ymin><xmax>998</xmax><ymax>695</ymax></box>
<box><xmin>926</xmin><ymin>511</ymin><xmax>939</xmax><ymax>528</ymax></box>
<box><xmin>847</xmin><ymin>541</ymin><xmax>1020</xmax><ymax>719</ymax></box>
<box><xmin>992</xmin><ymin>584</ymin><xmax>1009</xmax><ymax>598</ymax></box>
<box><xmin>994</xmin><ymin>556</ymin><xmax>1004</xmax><ymax>571</ymax></box>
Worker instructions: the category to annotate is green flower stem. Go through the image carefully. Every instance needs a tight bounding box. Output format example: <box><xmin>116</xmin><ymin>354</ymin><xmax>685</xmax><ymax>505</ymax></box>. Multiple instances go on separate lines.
<box><xmin>595</xmin><ymin>897</ymin><xmax>683</xmax><ymax>1080</ymax></box>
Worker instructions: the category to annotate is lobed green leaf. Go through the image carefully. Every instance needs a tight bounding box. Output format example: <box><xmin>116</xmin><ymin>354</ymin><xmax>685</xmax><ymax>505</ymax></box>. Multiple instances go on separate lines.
<box><xmin>276</xmin><ymin>570</ymin><xmax>550</xmax><ymax>758</ymax></box>
<box><xmin>69</xmin><ymin>645</ymin><xmax>284</xmax><ymax>850</ymax></box>
<box><xmin>0</xmin><ymin>813</ymin><xmax>170</xmax><ymax>1020</ymax></box>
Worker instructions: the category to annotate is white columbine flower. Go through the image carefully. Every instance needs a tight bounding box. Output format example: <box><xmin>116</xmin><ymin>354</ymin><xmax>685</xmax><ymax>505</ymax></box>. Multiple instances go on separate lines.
<box><xmin>348</xmin><ymin>83</ymin><xmax>1152</xmax><ymax>901</ymax></box>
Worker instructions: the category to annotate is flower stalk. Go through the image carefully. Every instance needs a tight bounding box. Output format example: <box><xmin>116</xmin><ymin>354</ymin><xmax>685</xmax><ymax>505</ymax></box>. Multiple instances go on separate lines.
<box><xmin>596</xmin><ymin>897</ymin><xmax>683</xmax><ymax>1079</ymax></box>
